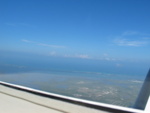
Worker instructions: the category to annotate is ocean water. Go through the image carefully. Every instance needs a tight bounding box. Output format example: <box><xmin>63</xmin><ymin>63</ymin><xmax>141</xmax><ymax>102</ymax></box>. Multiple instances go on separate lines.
<box><xmin>0</xmin><ymin>53</ymin><xmax>148</xmax><ymax>108</ymax></box>
<box><xmin>0</xmin><ymin>70</ymin><xmax>144</xmax><ymax>108</ymax></box>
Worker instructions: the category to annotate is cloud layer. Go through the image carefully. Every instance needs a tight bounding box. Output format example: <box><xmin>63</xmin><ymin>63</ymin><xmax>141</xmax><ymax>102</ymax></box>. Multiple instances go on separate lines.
<box><xmin>115</xmin><ymin>38</ymin><xmax>147</xmax><ymax>47</ymax></box>
<box><xmin>114</xmin><ymin>31</ymin><xmax>149</xmax><ymax>47</ymax></box>
<box><xmin>64</xmin><ymin>54</ymin><xmax>90</xmax><ymax>59</ymax></box>
<box><xmin>22</xmin><ymin>39</ymin><xmax>66</xmax><ymax>48</ymax></box>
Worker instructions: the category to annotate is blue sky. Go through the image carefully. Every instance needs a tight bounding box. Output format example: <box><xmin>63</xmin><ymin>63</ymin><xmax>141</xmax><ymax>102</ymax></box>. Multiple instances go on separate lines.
<box><xmin>0</xmin><ymin>0</ymin><xmax>150</xmax><ymax>74</ymax></box>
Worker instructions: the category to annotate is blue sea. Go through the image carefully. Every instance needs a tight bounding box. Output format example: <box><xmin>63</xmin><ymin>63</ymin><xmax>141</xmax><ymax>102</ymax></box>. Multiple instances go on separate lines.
<box><xmin>0</xmin><ymin>52</ymin><xmax>148</xmax><ymax>108</ymax></box>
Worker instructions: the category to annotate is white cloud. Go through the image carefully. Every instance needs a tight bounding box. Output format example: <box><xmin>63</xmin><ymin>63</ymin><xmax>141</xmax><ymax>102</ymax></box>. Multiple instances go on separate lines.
<box><xmin>122</xmin><ymin>31</ymin><xmax>150</xmax><ymax>37</ymax></box>
<box><xmin>75</xmin><ymin>54</ymin><xmax>90</xmax><ymax>59</ymax></box>
<box><xmin>49</xmin><ymin>51</ymin><xmax>56</xmax><ymax>56</ymax></box>
<box><xmin>38</xmin><ymin>43</ymin><xmax>65</xmax><ymax>48</ymax></box>
<box><xmin>64</xmin><ymin>54</ymin><xmax>90</xmax><ymax>59</ymax></box>
<box><xmin>116</xmin><ymin>63</ymin><xmax>122</xmax><ymax>67</ymax></box>
<box><xmin>100</xmin><ymin>57</ymin><xmax>117</xmax><ymax>61</ymax></box>
<box><xmin>48</xmin><ymin>52</ymin><xmax>120</xmax><ymax>61</ymax></box>
<box><xmin>122</xmin><ymin>31</ymin><xmax>138</xmax><ymax>36</ymax></box>
<box><xmin>22</xmin><ymin>39</ymin><xmax>34</xmax><ymax>43</ymax></box>
<box><xmin>103</xmin><ymin>53</ymin><xmax>108</xmax><ymax>57</ymax></box>
<box><xmin>22</xmin><ymin>39</ymin><xmax>66</xmax><ymax>48</ymax></box>
<box><xmin>115</xmin><ymin>38</ymin><xmax>147</xmax><ymax>47</ymax></box>
<box><xmin>114</xmin><ymin>31</ymin><xmax>150</xmax><ymax>47</ymax></box>
<box><xmin>99</xmin><ymin>53</ymin><xmax>118</xmax><ymax>61</ymax></box>
<box><xmin>104</xmin><ymin>57</ymin><xmax>111</xmax><ymax>61</ymax></box>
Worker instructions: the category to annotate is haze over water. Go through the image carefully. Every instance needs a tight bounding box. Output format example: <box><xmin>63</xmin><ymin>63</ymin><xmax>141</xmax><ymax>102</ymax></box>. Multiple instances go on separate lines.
<box><xmin>0</xmin><ymin>54</ymin><xmax>146</xmax><ymax>107</ymax></box>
